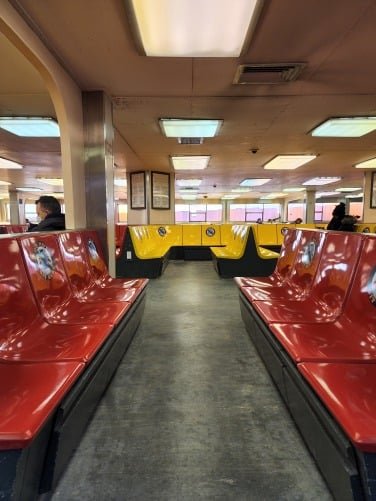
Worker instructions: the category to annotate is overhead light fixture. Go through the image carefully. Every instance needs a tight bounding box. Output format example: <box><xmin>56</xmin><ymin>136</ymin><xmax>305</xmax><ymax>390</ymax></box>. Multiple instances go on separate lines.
<box><xmin>346</xmin><ymin>193</ymin><xmax>363</xmax><ymax>198</ymax></box>
<box><xmin>0</xmin><ymin>157</ymin><xmax>23</xmax><ymax>169</ymax></box>
<box><xmin>239</xmin><ymin>178</ymin><xmax>271</xmax><ymax>187</ymax></box>
<box><xmin>45</xmin><ymin>192</ymin><xmax>64</xmax><ymax>199</ymax></box>
<box><xmin>181</xmin><ymin>194</ymin><xmax>197</xmax><ymax>200</ymax></box>
<box><xmin>316</xmin><ymin>191</ymin><xmax>340</xmax><ymax>198</ymax></box>
<box><xmin>37</xmin><ymin>177</ymin><xmax>63</xmax><ymax>186</ymax></box>
<box><xmin>222</xmin><ymin>195</ymin><xmax>238</xmax><ymax>200</ymax></box>
<box><xmin>303</xmin><ymin>177</ymin><xmax>341</xmax><ymax>186</ymax></box>
<box><xmin>128</xmin><ymin>0</ymin><xmax>263</xmax><ymax>57</ymax></box>
<box><xmin>171</xmin><ymin>155</ymin><xmax>210</xmax><ymax>170</ymax></box>
<box><xmin>114</xmin><ymin>179</ymin><xmax>127</xmax><ymax>187</ymax></box>
<box><xmin>354</xmin><ymin>157</ymin><xmax>376</xmax><ymax>169</ymax></box>
<box><xmin>259</xmin><ymin>192</ymin><xmax>286</xmax><ymax>199</ymax></box>
<box><xmin>264</xmin><ymin>155</ymin><xmax>316</xmax><ymax>170</ymax></box>
<box><xmin>282</xmin><ymin>187</ymin><xmax>305</xmax><ymax>192</ymax></box>
<box><xmin>335</xmin><ymin>187</ymin><xmax>362</xmax><ymax>193</ymax></box>
<box><xmin>179</xmin><ymin>188</ymin><xmax>199</xmax><ymax>194</ymax></box>
<box><xmin>231</xmin><ymin>187</ymin><xmax>251</xmax><ymax>193</ymax></box>
<box><xmin>0</xmin><ymin>117</ymin><xmax>60</xmax><ymax>137</ymax></box>
<box><xmin>160</xmin><ymin>119</ymin><xmax>222</xmax><ymax>138</ymax></box>
<box><xmin>16</xmin><ymin>187</ymin><xmax>43</xmax><ymax>192</ymax></box>
<box><xmin>311</xmin><ymin>117</ymin><xmax>376</xmax><ymax>137</ymax></box>
<box><xmin>0</xmin><ymin>180</ymin><xmax>11</xmax><ymax>186</ymax></box>
<box><xmin>176</xmin><ymin>179</ymin><xmax>202</xmax><ymax>187</ymax></box>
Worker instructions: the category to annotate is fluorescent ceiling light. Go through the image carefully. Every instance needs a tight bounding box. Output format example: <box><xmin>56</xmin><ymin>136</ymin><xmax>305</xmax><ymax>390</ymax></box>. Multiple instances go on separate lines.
<box><xmin>346</xmin><ymin>193</ymin><xmax>363</xmax><ymax>198</ymax></box>
<box><xmin>0</xmin><ymin>180</ymin><xmax>11</xmax><ymax>186</ymax></box>
<box><xmin>179</xmin><ymin>188</ymin><xmax>199</xmax><ymax>194</ymax></box>
<box><xmin>181</xmin><ymin>195</ymin><xmax>197</xmax><ymax>200</ymax></box>
<box><xmin>129</xmin><ymin>0</ymin><xmax>262</xmax><ymax>57</ymax></box>
<box><xmin>222</xmin><ymin>195</ymin><xmax>238</xmax><ymax>199</ymax></box>
<box><xmin>0</xmin><ymin>157</ymin><xmax>23</xmax><ymax>169</ymax></box>
<box><xmin>316</xmin><ymin>191</ymin><xmax>340</xmax><ymax>198</ymax></box>
<box><xmin>114</xmin><ymin>179</ymin><xmax>127</xmax><ymax>187</ymax></box>
<box><xmin>16</xmin><ymin>187</ymin><xmax>43</xmax><ymax>192</ymax></box>
<box><xmin>303</xmin><ymin>177</ymin><xmax>341</xmax><ymax>186</ymax></box>
<box><xmin>171</xmin><ymin>155</ymin><xmax>210</xmax><ymax>170</ymax></box>
<box><xmin>37</xmin><ymin>177</ymin><xmax>63</xmax><ymax>186</ymax></box>
<box><xmin>160</xmin><ymin>119</ymin><xmax>222</xmax><ymax>138</ymax></box>
<box><xmin>354</xmin><ymin>157</ymin><xmax>376</xmax><ymax>169</ymax></box>
<box><xmin>264</xmin><ymin>155</ymin><xmax>316</xmax><ymax>170</ymax></box>
<box><xmin>335</xmin><ymin>187</ymin><xmax>361</xmax><ymax>193</ymax></box>
<box><xmin>259</xmin><ymin>192</ymin><xmax>286</xmax><ymax>199</ymax></box>
<box><xmin>239</xmin><ymin>178</ymin><xmax>271</xmax><ymax>187</ymax></box>
<box><xmin>311</xmin><ymin>117</ymin><xmax>376</xmax><ymax>137</ymax></box>
<box><xmin>282</xmin><ymin>187</ymin><xmax>305</xmax><ymax>192</ymax></box>
<box><xmin>176</xmin><ymin>179</ymin><xmax>202</xmax><ymax>187</ymax></box>
<box><xmin>0</xmin><ymin>117</ymin><xmax>60</xmax><ymax>137</ymax></box>
<box><xmin>231</xmin><ymin>188</ymin><xmax>251</xmax><ymax>193</ymax></box>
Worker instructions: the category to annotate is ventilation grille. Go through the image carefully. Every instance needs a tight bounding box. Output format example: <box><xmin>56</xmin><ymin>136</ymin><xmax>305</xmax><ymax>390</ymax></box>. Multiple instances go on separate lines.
<box><xmin>233</xmin><ymin>63</ymin><xmax>306</xmax><ymax>85</ymax></box>
<box><xmin>178</xmin><ymin>137</ymin><xmax>203</xmax><ymax>145</ymax></box>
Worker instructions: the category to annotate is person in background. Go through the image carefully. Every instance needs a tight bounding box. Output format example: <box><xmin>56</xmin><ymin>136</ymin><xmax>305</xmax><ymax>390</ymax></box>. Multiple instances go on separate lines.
<box><xmin>29</xmin><ymin>195</ymin><xmax>65</xmax><ymax>232</ymax></box>
<box><xmin>294</xmin><ymin>217</ymin><xmax>303</xmax><ymax>224</ymax></box>
<box><xmin>327</xmin><ymin>202</ymin><xmax>345</xmax><ymax>230</ymax></box>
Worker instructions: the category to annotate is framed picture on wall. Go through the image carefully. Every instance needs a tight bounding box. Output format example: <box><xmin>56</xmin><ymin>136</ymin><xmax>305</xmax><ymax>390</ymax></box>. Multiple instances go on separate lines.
<box><xmin>151</xmin><ymin>171</ymin><xmax>170</xmax><ymax>210</ymax></box>
<box><xmin>130</xmin><ymin>171</ymin><xmax>146</xmax><ymax>209</ymax></box>
<box><xmin>371</xmin><ymin>172</ymin><xmax>376</xmax><ymax>208</ymax></box>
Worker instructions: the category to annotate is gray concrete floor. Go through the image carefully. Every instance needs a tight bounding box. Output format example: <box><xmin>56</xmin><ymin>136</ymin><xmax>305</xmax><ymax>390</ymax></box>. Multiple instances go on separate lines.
<box><xmin>51</xmin><ymin>261</ymin><xmax>333</xmax><ymax>501</ymax></box>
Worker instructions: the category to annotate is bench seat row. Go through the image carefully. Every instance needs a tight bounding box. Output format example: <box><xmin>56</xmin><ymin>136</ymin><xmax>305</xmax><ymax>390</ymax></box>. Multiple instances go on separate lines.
<box><xmin>236</xmin><ymin>228</ymin><xmax>376</xmax><ymax>500</ymax></box>
<box><xmin>0</xmin><ymin>229</ymin><xmax>148</xmax><ymax>501</ymax></box>
<box><xmin>116</xmin><ymin>224</ymin><xmax>280</xmax><ymax>278</ymax></box>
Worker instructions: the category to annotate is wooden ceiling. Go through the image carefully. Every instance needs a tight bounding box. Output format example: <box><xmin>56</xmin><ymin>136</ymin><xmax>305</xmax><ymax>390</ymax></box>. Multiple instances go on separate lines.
<box><xmin>1</xmin><ymin>0</ymin><xmax>376</xmax><ymax>201</ymax></box>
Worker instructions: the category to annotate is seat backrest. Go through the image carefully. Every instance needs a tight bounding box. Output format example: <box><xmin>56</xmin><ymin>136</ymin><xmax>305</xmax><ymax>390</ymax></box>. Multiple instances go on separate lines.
<box><xmin>274</xmin><ymin>228</ymin><xmax>301</xmax><ymax>279</ymax></box>
<box><xmin>81</xmin><ymin>230</ymin><xmax>109</xmax><ymax>281</ymax></box>
<box><xmin>286</xmin><ymin>229</ymin><xmax>326</xmax><ymax>296</ymax></box>
<box><xmin>309</xmin><ymin>231</ymin><xmax>363</xmax><ymax>313</ymax></box>
<box><xmin>344</xmin><ymin>235</ymin><xmax>376</xmax><ymax>327</ymax></box>
<box><xmin>19</xmin><ymin>234</ymin><xmax>72</xmax><ymax>319</ymax></box>
<box><xmin>0</xmin><ymin>237</ymin><xmax>40</xmax><ymax>343</ymax></box>
<box><xmin>58</xmin><ymin>231</ymin><xmax>94</xmax><ymax>297</ymax></box>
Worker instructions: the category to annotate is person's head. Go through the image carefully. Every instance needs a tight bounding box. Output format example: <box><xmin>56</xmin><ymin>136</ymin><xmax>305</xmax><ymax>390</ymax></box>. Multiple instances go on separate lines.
<box><xmin>294</xmin><ymin>217</ymin><xmax>303</xmax><ymax>224</ymax></box>
<box><xmin>35</xmin><ymin>196</ymin><xmax>61</xmax><ymax>220</ymax></box>
<box><xmin>332</xmin><ymin>202</ymin><xmax>345</xmax><ymax>218</ymax></box>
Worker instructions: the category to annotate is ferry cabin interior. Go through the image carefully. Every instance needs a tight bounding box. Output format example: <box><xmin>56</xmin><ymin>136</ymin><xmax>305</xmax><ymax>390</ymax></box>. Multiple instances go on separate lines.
<box><xmin>2</xmin><ymin>1</ymin><xmax>376</xmax><ymax>500</ymax></box>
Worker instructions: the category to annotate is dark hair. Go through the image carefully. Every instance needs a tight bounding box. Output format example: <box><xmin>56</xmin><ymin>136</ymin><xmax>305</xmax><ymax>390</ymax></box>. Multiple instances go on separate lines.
<box><xmin>35</xmin><ymin>195</ymin><xmax>62</xmax><ymax>214</ymax></box>
<box><xmin>332</xmin><ymin>202</ymin><xmax>345</xmax><ymax>217</ymax></box>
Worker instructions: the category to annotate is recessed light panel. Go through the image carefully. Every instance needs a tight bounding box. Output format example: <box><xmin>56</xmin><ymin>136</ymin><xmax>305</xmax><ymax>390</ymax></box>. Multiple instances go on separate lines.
<box><xmin>282</xmin><ymin>187</ymin><xmax>305</xmax><ymax>192</ymax></box>
<box><xmin>16</xmin><ymin>187</ymin><xmax>43</xmax><ymax>192</ymax></box>
<box><xmin>222</xmin><ymin>195</ymin><xmax>238</xmax><ymax>200</ymax></box>
<box><xmin>259</xmin><ymin>192</ymin><xmax>286</xmax><ymax>199</ymax></box>
<box><xmin>0</xmin><ymin>157</ymin><xmax>22</xmax><ymax>169</ymax></box>
<box><xmin>335</xmin><ymin>187</ymin><xmax>361</xmax><ymax>193</ymax></box>
<box><xmin>0</xmin><ymin>117</ymin><xmax>60</xmax><ymax>137</ymax></box>
<box><xmin>130</xmin><ymin>0</ymin><xmax>263</xmax><ymax>57</ymax></box>
<box><xmin>264</xmin><ymin>155</ymin><xmax>316</xmax><ymax>170</ymax></box>
<box><xmin>346</xmin><ymin>193</ymin><xmax>363</xmax><ymax>198</ymax></box>
<box><xmin>37</xmin><ymin>177</ymin><xmax>63</xmax><ymax>186</ymax></box>
<box><xmin>303</xmin><ymin>177</ymin><xmax>341</xmax><ymax>186</ymax></box>
<box><xmin>176</xmin><ymin>179</ymin><xmax>202</xmax><ymax>187</ymax></box>
<box><xmin>316</xmin><ymin>191</ymin><xmax>340</xmax><ymax>198</ymax></box>
<box><xmin>171</xmin><ymin>156</ymin><xmax>210</xmax><ymax>170</ymax></box>
<box><xmin>239</xmin><ymin>178</ymin><xmax>271</xmax><ymax>187</ymax></box>
<box><xmin>160</xmin><ymin>119</ymin><xmax>222</xmax><ymax>138</ymax></box>
<box><xmin>355</xmin><ymin>157</ymin><xmax>376</xmax><ymax>169</ymax></box>
<box><xmin>311</xmin><ymin>117</ymin><xmax>376</xmax><ymax>137</ymax></box>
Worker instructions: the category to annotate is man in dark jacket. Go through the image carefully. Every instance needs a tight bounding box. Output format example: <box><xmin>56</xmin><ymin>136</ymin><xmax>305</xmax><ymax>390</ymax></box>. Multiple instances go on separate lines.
<box><xmin>29</xmin><ymin>195</ymin><xmax>66</xmax><ymax>232</ymax></box>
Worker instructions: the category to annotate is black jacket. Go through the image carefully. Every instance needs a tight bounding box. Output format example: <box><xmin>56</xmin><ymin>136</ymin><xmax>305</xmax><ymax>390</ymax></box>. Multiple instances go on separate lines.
<box><xmin>28</xmin><ymin>213</ymin><xmax>66</xmax><ymax>232</ymax></box>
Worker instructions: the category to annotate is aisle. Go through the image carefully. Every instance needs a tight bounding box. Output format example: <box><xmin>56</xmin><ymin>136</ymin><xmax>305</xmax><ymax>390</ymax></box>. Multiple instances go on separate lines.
<box><xmin>51</xmin><ymin>261</ymin><xmax>332</xmax><ymax>501</ymax></box>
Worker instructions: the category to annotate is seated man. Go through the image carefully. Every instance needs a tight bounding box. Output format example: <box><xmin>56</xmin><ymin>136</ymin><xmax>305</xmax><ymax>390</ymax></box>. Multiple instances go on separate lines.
<box><xmin>29</xmin><ymin>195</ymin><xmax>66</xmax><ymax>232</ymax></box>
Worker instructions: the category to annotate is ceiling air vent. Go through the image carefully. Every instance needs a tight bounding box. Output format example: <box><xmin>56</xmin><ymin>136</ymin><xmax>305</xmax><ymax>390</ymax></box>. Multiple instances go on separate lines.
<box><xmin>233</xmin><ymin>63</ymin><xmax>306</xmax><ymax>85</ymax></box>
<box><xmin>178</xmin><ymin>137</ymin><xmax>204</xmax><ymax>145</ymax></box>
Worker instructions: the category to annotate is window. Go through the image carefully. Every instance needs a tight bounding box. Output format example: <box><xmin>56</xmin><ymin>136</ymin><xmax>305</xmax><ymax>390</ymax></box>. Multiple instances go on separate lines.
<box><xmin>287</xmin><ymin>202</ymin><xmax>304</xmax><ymax>222</ymax></box>
<box><xmin>117</xmin><ymin>203</ymin><xmax>128</xmax><ymax>222</ymax></box>
<box><xmin>229</xmin><ymin>203</ymin><xmax>280</xmax><ymax>222</ymax></box>
<box><xmin>175</xmin><ymin>203</ymin><xmax>222</xmax><ymax>223</ymax></box>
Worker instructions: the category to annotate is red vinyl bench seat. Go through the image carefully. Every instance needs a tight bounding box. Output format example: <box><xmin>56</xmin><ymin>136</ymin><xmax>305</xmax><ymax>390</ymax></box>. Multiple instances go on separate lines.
<box><xmin>247</xmin><ymin>231</ymin><xmax>363</xmax><ymax>323</ymax></box>
<box><xmin>19</xmin><ymin>234</ymin><xmax>131</xmax><ymax>326</ymax></box>
<box><xmin>298</xmin><ymin>363</ymin><xmax>376</xmax><ymax>453</ymax></box>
